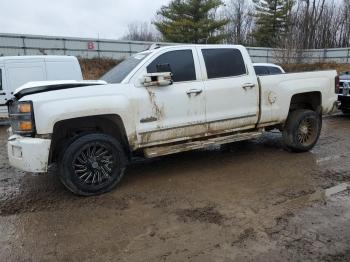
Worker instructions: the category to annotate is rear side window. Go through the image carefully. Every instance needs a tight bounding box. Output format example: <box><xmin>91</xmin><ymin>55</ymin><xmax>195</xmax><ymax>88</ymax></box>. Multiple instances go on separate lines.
<box><xmin>268</xmin><ymin>66</ymin><xmax>283</xmax><ymax>74</ymax></box>
<box><xmin>0</xmin><ymin>69</ymin><xmax>2</xmax><ymax>90</ymax></box>
<box><xmin>147</xmin><ymin>50</ymin><xmax>196</xmax><ymax>82</ymax></box>
<box><xmin>202</xmin><ymin>49</ymin><xmax>246</xmax><ymax>79</ymax></box>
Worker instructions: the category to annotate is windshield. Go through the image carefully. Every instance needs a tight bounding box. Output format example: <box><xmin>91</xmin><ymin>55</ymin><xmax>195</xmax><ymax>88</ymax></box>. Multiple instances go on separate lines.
<box><xmin>340</xmin><ymin>73</ymin><xmax>350</xmax><ymax>81</ymax></box>
<box><xmin>100</xmin><ymin>52</ymin><xmax>150</xmax><ymax>83</ymax></box>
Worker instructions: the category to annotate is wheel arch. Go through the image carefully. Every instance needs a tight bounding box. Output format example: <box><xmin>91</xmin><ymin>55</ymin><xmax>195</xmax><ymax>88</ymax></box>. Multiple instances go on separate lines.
<box><xmin>50</xmin><ymin>114</ymin><xmax>131</xmax><ymax>163</ymax></box>
<box><xmin>289</xmin><ymin>91</ymin><xmax>322</xmax><ymax>113</ymax></box>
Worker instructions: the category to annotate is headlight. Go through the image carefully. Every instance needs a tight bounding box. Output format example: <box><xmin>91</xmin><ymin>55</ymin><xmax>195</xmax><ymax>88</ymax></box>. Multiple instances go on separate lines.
<box><xmin>8</xmin><ymin>100</ymin><xmax>35</xmax><ymax>136</ymax></box>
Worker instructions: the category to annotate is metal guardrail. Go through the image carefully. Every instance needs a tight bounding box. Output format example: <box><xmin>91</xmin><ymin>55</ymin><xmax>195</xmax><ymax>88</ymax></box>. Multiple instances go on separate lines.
<box><xmin>1</xmin><ymin>33</ymin><xmax>350</xmax><ymax>63</ymax></box>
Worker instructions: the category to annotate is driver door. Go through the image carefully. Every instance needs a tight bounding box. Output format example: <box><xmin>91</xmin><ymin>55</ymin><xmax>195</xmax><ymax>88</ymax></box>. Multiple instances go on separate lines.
<box><xmin>135</xmin><ymin>47</ymin><xmax>207</xmax><ymax>146</ymax></box>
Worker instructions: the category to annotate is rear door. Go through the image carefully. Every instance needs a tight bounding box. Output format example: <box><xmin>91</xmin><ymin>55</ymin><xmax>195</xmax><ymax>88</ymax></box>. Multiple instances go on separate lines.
<box><xmin>198</xmin><ymin>46</ymin><xmax>259</xmax><ymax>133</ymax></box>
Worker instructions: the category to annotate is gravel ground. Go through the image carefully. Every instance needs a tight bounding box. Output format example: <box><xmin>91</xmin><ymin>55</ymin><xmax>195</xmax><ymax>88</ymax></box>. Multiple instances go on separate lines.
<box><xmin>0</xmin><ymin>115</ymin><xmax>350</xmax><ymax>262</ymax></box>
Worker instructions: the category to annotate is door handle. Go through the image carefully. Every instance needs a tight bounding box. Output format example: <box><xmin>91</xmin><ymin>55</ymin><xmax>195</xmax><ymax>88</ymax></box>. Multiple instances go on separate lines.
<box><xmin>242</xmin><ymin>83</ymin><xmax>255</xmax><ymax>90</ymax></box>
<box><xmin>186</xmin><ymin>89</ymin><xmax>203</xmax><ymax>96</ymax></box>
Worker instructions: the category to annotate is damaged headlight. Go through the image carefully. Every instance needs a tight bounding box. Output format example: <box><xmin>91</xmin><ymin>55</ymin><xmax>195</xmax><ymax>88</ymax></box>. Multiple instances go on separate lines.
<box><xmin>8</xmin><ymin>100</ymin><xmax>35</xmax><ymax>136</ymax></box>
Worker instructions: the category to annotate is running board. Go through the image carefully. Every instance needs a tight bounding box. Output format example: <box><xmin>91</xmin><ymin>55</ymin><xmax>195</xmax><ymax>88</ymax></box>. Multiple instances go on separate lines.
<box><xmin>144</xmin><ymin>131</ymin><xmax>263</xmax><ymax>158</ymax></box>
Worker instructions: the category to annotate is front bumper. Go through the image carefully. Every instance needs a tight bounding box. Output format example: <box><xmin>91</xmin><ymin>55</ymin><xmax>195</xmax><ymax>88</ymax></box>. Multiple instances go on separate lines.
<box><xmin>7</xmin><ymin>131</ymin><xmax>51</xmax><ymax>173</ymax></box>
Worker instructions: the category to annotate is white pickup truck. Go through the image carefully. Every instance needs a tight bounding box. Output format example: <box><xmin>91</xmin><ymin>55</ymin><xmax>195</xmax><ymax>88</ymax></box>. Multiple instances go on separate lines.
<box><xmin>7</xmin><ymin>45</ymin><xmax>338</xmax><ymax>196</ymax></box>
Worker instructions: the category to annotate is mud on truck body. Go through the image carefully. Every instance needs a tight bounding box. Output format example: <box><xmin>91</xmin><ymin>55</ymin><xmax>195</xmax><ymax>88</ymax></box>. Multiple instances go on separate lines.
<box><xmin>7</xmin><ymin>45</ymin><xmax>339</xmax><ymax>196</ymax></box>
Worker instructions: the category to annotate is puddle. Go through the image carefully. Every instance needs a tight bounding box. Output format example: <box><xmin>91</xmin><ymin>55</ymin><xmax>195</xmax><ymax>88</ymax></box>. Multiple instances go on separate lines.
<box><xmin>278</xmin><ymin>183</ymin><xmax>350</xmax><ymax>208</ymax></box>
<box><xmin>316</xmin><ymin>155</ymin><xmax>343</xmax><ymax>164</ymax></box>
<box><xmin>325</xmin><ymin>183</ymin><xmax>350</xmax><ymax>197</ymax></box>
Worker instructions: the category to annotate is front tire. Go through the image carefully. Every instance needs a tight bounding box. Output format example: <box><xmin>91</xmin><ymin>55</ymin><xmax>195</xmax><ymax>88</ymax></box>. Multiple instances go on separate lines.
<box><xmin>282</xmin><ymin>109</ymin><xmax>322</xmax><ymax>153</ymax></box>
<box><xmin>59</xmin><ymin>134</ymin><xmax>127</xmax><ymax>196</ymax></box>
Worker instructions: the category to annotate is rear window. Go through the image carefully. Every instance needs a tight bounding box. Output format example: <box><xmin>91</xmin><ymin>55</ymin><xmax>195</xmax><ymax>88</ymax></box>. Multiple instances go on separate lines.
<box><xmin>202</xmin><ymin>49</ymin><xmax>246</xmax><ymax>79</ymax></box>
<box><xmin>340</xmin><ymin>73</ymin><xmax>350</xmax><ymax>81</ymax></box>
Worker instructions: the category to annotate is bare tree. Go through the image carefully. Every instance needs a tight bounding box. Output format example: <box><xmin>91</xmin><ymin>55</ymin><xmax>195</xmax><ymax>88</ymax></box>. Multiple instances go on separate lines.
<box><xmin>223</xmin><ymin>0</ymin><xmax>255</xmax><ymax>45</ymax></box>
<box><xmin>337</xmin><ymin>0</ymin><xmax>350</xmax><ymax>47</ymax></box>
<box><xmin>145</xmin><ymin>0</ymin><xmax>350</xmax><ymax>50</ymax></box>
<box><xmin>122</xmin><ymin>22</ymin><xmax>161</xmax><ymax>42</ymax></box>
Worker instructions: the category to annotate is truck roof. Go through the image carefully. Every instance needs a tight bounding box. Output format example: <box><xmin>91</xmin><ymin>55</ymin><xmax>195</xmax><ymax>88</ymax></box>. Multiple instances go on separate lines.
<box><xmin>138</xmin><ymin>44</ymin><xmax>246</xmax><ymax>57</ymax></box>
<box><xmin>153</xmin><ymin>44</ymin><xmax>244</xmax><ymax>50</ymax></box>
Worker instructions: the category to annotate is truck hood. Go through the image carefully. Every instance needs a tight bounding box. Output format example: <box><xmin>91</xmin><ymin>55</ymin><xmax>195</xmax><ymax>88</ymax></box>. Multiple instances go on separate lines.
<box><xmin>13</xmin><ymin>80</ymin><xmax>107</xmax><ymax>100</ymax></box>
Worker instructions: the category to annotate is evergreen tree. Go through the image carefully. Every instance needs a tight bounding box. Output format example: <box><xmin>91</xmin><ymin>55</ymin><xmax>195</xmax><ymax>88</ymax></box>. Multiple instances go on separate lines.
<box><xmin>253</xmin><ymin>0</ymin><xmax>294</xmax><ymax>47</ymax></box>
<box><xmin>154</xmin><ymin>0</ymin><xmax>229</xmax><ymax>44</ymax></box>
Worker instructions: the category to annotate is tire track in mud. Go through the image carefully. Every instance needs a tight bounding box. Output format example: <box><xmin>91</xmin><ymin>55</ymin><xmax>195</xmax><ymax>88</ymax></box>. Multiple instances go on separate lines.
<box><xmin>1</xmin><ymin>114</ymin><xmax>350</xmax><ymax>261</ymax></box>
<box><xmin>0</xmin><ymin>169</ymin><xmax>129</xmax><ymax>216</ymax></box>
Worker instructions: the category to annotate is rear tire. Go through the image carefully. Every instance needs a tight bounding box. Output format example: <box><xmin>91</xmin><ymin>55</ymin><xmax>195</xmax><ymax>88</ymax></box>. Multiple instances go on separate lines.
<box><xmin>59</xmin><ymin>134</ymin><xmax>127</xmax><ymax>196</ymax></box>
<box><xmin>282</xmin><ymin>109</ymin><xmax>322</xmax><ymax>153</ymax></box>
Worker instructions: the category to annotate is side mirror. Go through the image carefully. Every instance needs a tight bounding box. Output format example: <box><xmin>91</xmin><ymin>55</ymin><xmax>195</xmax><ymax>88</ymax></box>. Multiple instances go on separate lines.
<box><xmin>142</xmin><ymin>72</ymin><xmax>173</xmax><ymax>87</ymax></box>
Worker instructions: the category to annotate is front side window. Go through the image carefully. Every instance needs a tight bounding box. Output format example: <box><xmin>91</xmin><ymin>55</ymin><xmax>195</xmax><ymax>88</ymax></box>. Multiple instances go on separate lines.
<box><xmin>202</xmin><ymin>49</ymin><xmax>246</xmax><ymax>79</ymax></box>
<box><xmin>0</xmin><ymin>69</ymin><xmax>2</xmax><ymax>90</ymax></box>
<box><xmin>101</xmin><ymin>52</ymin><xmax>150</xmax><ymax>84</ymax></box>
<box><xmin>147</xmin><ymin>50</ymin><xmax>196</xmax><ymax>82</ymax></box>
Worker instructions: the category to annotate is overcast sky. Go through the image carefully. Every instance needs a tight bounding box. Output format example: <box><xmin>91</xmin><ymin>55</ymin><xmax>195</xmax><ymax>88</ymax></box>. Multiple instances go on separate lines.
<box><xmin>0</xmin><ymin>0</ymin><xmax>170</xmax><ymax>39</ymax></box>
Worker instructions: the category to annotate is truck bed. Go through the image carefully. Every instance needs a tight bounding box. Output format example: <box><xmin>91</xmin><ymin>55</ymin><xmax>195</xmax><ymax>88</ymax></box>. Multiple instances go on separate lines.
<box><xmin>257</xmin><ymin>70</ymin><xmax>338</xmax><ymax>125</ymax></box>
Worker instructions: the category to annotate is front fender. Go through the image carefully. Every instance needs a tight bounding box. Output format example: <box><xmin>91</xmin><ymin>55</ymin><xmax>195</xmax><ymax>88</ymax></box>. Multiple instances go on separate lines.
<box><xmin>33</xmin><ymin>95</ymin><xmax>135</xmax><ymax>137</ymax></box>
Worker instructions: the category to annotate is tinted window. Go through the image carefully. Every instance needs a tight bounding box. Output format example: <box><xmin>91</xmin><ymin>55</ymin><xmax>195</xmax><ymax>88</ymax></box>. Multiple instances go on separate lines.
<box><xmin>147</xmin><ymin>50</ymin><xmax>196</xmax><ymax>82</ymax></box>
<box><xmin>268</xmin><ymin>66</ymin><xmax>283</xmax><ymax>74</ymax></box>
<box><xmin>0</xmin><ymin>69</ymin><xmax>2</xmax><ymax>90</ymax></box>
<box><xmin>254</xmin><ymin>66</ymin><xmax>269</xmax><ymax>76</ymax></box>
<box><xmin>339</xmin><ymin>73</ymin><xmax>350</xmax><ymax>81</ymax></box>
<box><xmin>202</xmin><ymin>49</ymin><xmax>246</xmax><ymax>79</ymax></box>
<box><xmin>101</xmin><ymin>52</ymin><xmax>150</xmax><ymax>83</ymax></box>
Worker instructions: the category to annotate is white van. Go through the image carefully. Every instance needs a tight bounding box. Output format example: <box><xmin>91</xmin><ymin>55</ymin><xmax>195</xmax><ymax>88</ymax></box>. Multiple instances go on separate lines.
<box><xmin>0</xmin><ymin>56</ymin><xmax>83</xmax><ymax>116</ymax></box>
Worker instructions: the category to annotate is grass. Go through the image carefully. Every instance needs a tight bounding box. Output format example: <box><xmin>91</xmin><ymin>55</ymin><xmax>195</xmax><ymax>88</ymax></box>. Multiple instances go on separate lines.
<box><xmin>79</xmin><ymin>58</ymin><xmax>120</xmax><ymax>80</ymax></box>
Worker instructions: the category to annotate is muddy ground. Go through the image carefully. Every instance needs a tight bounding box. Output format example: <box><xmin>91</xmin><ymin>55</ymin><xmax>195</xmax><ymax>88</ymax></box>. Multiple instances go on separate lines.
<box><xmin>0</xmin><ymin>115</ymin><xmax>350</xmax><ymax>262</ymax></box>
